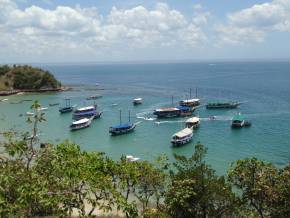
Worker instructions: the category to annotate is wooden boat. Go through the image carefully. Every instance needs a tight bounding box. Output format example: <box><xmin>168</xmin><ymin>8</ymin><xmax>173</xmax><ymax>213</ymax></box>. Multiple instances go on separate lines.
<box><xmin>185</xmin><ymin>117</ymin><xmax>200</xmax><ymax>128</ymax></box>
<box><xmin>153</xmin><ymin>107</ymin><xmax>180</xmax><ymax>118</ymax></box>
<box><xmin>70</xmin><ymin>117</ymin><xmax>93</xmax><ymax>131</ymax></box>
<box><xmin>206</xmin><ymin>101</ymin><xmax>240</xmax><ymax>109</ymax></box>
<box><xmin>133</xmin><ymin>98</ymin><xmax>143</xmax><ymax>105</ymax></box>
<box><xmin>179</xmin><ymin>98</ymin><xmax>200</xmax><ymax>107</ymax></box>
<box><xmin>73</xmin><ymin>105</ymin><xmax>102</xmax><ymax>120</ymax></box>
<box><xmin>171</xmin><ymin>127</ymin><xmax>193</xmax><ymax>146</ymax></box>
<box><xmin>231</xmin><ymin>113</ymin><xmax>251</xmax><ymax>128</ymax></box>
<box><xmin>109</xmin><ymin>110</ymin><xmax>136</xmax><ymax>136</ymax></box>
<box><xmin>86</xmin><ymin>95</ymin><xmax>102</xmax><ymax>100</ymax></box>
<box><xmin>177</xmin><ymin>106</ymin><xmax>194</xmax><ymax>117</ymax></box>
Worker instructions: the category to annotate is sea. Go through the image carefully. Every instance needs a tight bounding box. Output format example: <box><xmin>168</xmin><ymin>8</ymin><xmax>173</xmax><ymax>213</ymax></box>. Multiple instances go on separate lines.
<box><xmin>0</xmin><ymin>61</ymin><xmax>289</xmax><ymax>175</ymax></box>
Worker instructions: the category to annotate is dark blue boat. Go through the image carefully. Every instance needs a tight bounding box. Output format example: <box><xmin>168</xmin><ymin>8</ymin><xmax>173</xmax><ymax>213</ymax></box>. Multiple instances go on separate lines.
<box><xmin>73</xmin><ymin>105</ymin><xmax>102</xmax><ymax>120</ymax></box>
<box><xmin>109</xmin><ymin>110</ymin><xmax>136</xmax><ymax>135</ymax></box>
<box><xmin>59</xmin><ymin>98</ymin><xmax>73</xmax><ymax>114</ymax></box>
<box><xmin>109</xmin><ymin>123</ymin><xmax>136</xmax><ymax>135</ymax></box>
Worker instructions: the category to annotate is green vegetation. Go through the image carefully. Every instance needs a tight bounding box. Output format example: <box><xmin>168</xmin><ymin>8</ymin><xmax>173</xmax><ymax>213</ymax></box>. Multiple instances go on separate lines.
<box><xmin>0</xmin><ymin>65</ymin><xmax>61</xmax><ymax>90</ymax></box>
<box><xmin>0</xmin><ymin>102</ymin><xmax>289</xmax><ymax>217</ymax></box>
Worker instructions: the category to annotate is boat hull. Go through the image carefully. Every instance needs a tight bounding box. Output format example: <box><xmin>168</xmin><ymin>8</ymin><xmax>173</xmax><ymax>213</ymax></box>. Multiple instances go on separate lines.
<box><xmin>109</xmin><ymin>124</ymin><xmax>136</xmax><ymax>136</ymax></box>
<box><xmin>206</xmin><ymin>103</ymin><xmax>240</xmax><ymax>109</ymax></box>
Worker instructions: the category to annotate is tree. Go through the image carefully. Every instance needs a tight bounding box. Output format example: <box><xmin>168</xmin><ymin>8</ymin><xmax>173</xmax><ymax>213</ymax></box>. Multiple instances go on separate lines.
<box><xmin>165</xmin><ymin>143</ymin><xmax>238</xmax><ymax>218</ymax></box>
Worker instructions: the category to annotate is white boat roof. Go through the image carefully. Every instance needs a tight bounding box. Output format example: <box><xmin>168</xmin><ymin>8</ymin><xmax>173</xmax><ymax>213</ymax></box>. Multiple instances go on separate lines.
<box><xmin>72</xmin><ymin>118</ymin><xmax>90</xmax><ymax>125</ymax></box>
<box><xmin>133</xmin><ymin>98</ymin><xmax>142</xmax><ymax>101</ymax></box>
<box><xmin>155</xmin><ymin>107</ymin><xmax>179</xmax><ymax>112</ymax></box>
<box><xmin>77</xmin><ymin>106</ymin><xmax>95</xmax><ymax>111</ymax></box>
<box><xmin>181</xmin><ymin>98</ymin><xmax>200</xmax><ymax>103</ymax></box>
<box><xmin>173</xmin><ymin>128</ymin><xmax>193</xmax><ymax>138</ymax></box>
<box><xmin>186</xmin><ymin>117</ymin><xmax>200</xmax><ymax>123</ymax></box>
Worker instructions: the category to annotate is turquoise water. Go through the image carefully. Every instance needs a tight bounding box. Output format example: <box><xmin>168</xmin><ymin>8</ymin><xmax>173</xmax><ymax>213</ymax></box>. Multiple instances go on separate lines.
<box><xmin>1</xmin><ymin>61</ymin><xmax>289</xmax><ymax>174</ymax></box>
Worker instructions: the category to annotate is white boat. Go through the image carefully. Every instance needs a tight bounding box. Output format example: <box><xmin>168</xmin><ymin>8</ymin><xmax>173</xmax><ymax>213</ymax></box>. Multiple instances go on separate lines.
<box><xmin>126</xmin><ymin>155</ymin><xmax>140</xmax><ymax>162</ymax></box>
<box><xmin>185</xmin><ymin>117</ymin><xmax>200</xmax><ymax>128</ymax></box>
<box><xmin>25</xmin><ymin>112</ymin><xmax>34</xmax><ymax>116</ymax></box>
<box><xmin>171</xmin><ymin>127</ymin><xmax>193</xmax><ymax>146</ymax></box>
<box><xmin>38</xmin><ymin>107</ymin><xmax>48</xmax><ymax>111</ymax></box>
<box><xmin>70</xmin><ymin>117</ymin><xmax>93</xmax><ymax>131</ymax></box>
<box><xmin>1</xmin><ymin>98</ymin><xmax>8</xmax><ymax>102</ymax></box>
<box><xmin>133</xmin><ymin>98</ymin><xmax>143</xmax><ymax>105</ymax></box>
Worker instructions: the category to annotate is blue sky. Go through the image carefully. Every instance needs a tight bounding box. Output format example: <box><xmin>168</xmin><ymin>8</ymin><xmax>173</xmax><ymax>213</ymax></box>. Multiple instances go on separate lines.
<box><xmin>1</xmin><ymin>0</ymin><xmax>290</xmax><ymax>63</ymax></box>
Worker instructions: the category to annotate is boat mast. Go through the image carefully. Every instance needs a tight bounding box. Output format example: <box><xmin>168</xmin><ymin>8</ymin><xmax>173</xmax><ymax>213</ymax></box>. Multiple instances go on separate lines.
<box><xmin>171</xmin><ymin>95</ymin><xmax>174</xmax><ymax>107</ymax></box>
<box><xmin>189</xmin><ymin>88</ymin><xmax>192</xmax><ymax>99</ymax></box>
<box><xmin>128</xmin><ymin>110</ymin><xmax>131</xmax><ymax>123</ymax></box>
<box><xmin>119</xmin><ymin>110</ymin><xmax>122</xmax><ymax>125</ymax></box>
<box><xmin>195</xmin><ymin>87</ymin><xmax>198</xmax><ymax>98</ymax></box>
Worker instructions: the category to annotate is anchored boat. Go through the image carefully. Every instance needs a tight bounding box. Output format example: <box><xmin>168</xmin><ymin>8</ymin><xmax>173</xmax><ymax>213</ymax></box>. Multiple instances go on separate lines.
<box><xmin>179</xmin><ymin>98</ymin><xmax>200</xmax><ymax>107</ymax></box>
<box><xmin>231</xmin><ymin>113</ymin><xmax>251</xmax><ymax>128</ymax></box>
<box><xmin>206</xmin><ymin>100</ymin><xmax>240</xmax><ymax>109</ymax></box>
<box><xmin>133</xmin><ymin>98</ymin><xmax>143</xmax><ymax>105</ymax></box>
<box><xmin>185</xmin><ymin>117</ymin><xmax>200</xmax><ymax>128</ymax></box>
<box><xmin>171</xmin><ymin>127</ymin><xmax>193</xmax><ymax>146</ymax></box>
<box><xmin>70</xmin><ymin>117</ymin><xmax>93</xmax><ymax>131</ymax></box>
<box><xmin>59</xmin><ymin>99</ymin><xmax>73</xmax><ymax>113</ymax></box>
<box><xmin>177</xmin><ymin>106</ymin><xmax>194</xmax><ymax>117</ymax></box>
<box><xmin>126</xmin><ymin>155</ymin><xmax>140</xmax><ymax>162</ymax></box>
<box><xmin>73</xmin><ymin>105</ymin><xmax>102</xmax><ymax>120</ymax></box>
<box><xmin>86</xmin><ymin>95</ymin><xmax>102</xmax><ymax>100</ymax></box>
<box><xmin>153</xmin><ymin>107</ymin><xmax>180</xmax><ymax>118</ymax></box>
<box><xmin>109</xmin><ymin>110</ymin><xmax>136</xmax><ymax>136</ymax></box>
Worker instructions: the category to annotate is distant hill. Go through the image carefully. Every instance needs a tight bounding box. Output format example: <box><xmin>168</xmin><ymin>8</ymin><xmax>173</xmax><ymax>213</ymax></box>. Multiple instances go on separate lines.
<box><xmin>0</xmin><ymin>65</ymin><xmax>61</xmax><ymax>91</ymax></box>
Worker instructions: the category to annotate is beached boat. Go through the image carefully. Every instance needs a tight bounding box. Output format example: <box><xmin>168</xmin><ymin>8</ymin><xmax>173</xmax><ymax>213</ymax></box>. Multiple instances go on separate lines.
<box><xmin>231</xmin><ymin>113</ymin><xmax>251</xmax><ymax>128</ymax></box>
<box><xmin>70</xmin><ymin>117</ymin><xmax>93</xmax><ymax>131</ymax></box>
<box><xmin>185</xmin><ymin>117</ymin><xmax>200</xmax><ymax>128</ymax></box>
<box><xmin>206</xmin><ymin>101</ymin><xmax>240</xmax><ymax>109</ymax></box>
<box><xmin>109</xmin><ymin>110</ymin><xmax>136</xmax><ymax>135</ymax></box>
<box><xmin>153</xmin><ymin>107</ymin><xmax>180</xmax><ymax>118</ymax></box>
<box><xmin>73</xmin><ymin>105</ymin><xmax>102</xmax><ymax>120</ymax></box>
<box><xmin>126</xmin><ymin>155</ymin><xmax>140</xmax><ymax>162</ymax></box>
<box><xmin>171</xmin><ymin>127</ymin><xmax>193</xmax><ymax>146</ymax></box>
<box><xmin>179</xmin><ymin>98</ymin><xmax>200</xmax><ymax>107</ymax></box>
<box><xmin>133</xmin><ymin>98</ymin><xmax>143</xmax><ymax>105</ymax></box>
<box><xmin>86</xmin><ymin>95</ymin><xmax>102</xmax><ymax>100</ymax></box>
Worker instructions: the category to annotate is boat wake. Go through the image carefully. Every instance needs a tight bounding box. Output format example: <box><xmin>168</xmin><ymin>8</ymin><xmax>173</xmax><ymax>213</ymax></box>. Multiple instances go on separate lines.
<box><xmin>155</xmin><ymin>120</ymin><xmax>185</xmax><ymax>125</ymax></box>
<box><xmin>136</xmin><ymin>111</ymin><xmax>156</xmax><ymax>121</ymax></box>
<box><xmin>200</xmin><ymin>116</ymin><xmax>232</xmax><ymax>121</ymax></box>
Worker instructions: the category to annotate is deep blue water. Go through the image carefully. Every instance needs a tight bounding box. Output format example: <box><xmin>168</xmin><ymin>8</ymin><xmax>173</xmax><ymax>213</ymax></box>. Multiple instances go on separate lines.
<box><xmin>1</xmin><ymin>61</ymin><xmax>289</xmax><ymax>174</ymax></box>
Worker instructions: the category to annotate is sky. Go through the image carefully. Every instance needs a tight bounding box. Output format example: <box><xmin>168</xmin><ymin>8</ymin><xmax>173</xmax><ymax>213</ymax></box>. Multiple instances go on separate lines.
<box><xmin>1</xmin><ymin>0</ymin><xmax>290</xmax><ymax>63</ymax></box>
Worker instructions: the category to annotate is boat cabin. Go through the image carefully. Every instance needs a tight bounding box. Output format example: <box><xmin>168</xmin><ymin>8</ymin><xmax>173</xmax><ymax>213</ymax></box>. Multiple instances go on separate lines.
<box><xmin>186</xmin><ymin>117</ymin><xmax>200</xmax><ymax>128</ymax></box>
<box><xmin>171</xmin><ymin>128</ymin><xmax>193</xmax><ymax>146</ymax></box>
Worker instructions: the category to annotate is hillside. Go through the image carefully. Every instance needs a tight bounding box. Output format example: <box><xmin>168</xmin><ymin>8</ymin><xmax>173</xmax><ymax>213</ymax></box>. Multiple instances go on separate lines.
<box><xmin>0</xmin><ymin>65</ymin><xmax>61</xmax><ymax>91</ymax></box>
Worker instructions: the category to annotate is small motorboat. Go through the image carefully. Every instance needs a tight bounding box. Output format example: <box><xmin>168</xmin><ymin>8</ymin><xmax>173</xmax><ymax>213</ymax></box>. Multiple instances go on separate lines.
<box><xmin>49</xmin><ymin>103</ymin><xmax>60</xmax><ymax>106</ymax></box>
<box><xmin>70</xmin><ymin>117</ymin><xmax>93</xmax><ymax>131</ymax></box>
<box><xmin>171</xmin><ymin>127</ymin><xmax>193</xmax><ymax>146</ymax></box>
<box><xmin>126</xmin><ymin>155</ymin><xmax>140</xmax><ymax>162</ymax></box>
<box><xmin>38</xmin><ymin>107</ymin><xmax>48</xmax><ymax>111</ymax></box>
<box><xmin>25</xmin><ymin>112</ymin><xmax>34</xmax><ymax>116</ymax></box>
<box><xmin>0</xmin><ymin>98</ymin><xmax>8</xmax><ymax>102</ymax></box>
<box><xmin>133</xmin><ymin>98</ymin><xmax>143</xmax><ymax>105</ymax></box>
<box><xmin>185</xmin><ymin>117</ymin><xmax>200</xmax><ymax>128</ymax></box>
<box><xmin>86</xmin><ymin>95</ymin><xmax>102</xmax><ymax>100</ymax></box>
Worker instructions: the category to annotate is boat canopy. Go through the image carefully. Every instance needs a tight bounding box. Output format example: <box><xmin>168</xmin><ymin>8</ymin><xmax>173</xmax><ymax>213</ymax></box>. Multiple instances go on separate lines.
<box><xmin>74</xmin><ymin>110</ymin><xmax>96</xmax><ymax>116</ymax></box>
<box><xmin>155</xmin><ymin>107</ymin><xmax>179</xmax><ymax>112</ymax></box>
<box><xmin>180</xmin><ymin>98</ymin><xmax>200</xmax><ymax>103</ymax></box>
<box><xmin>173</xmin><ymin>128</ymin><xmax>193</xmax><ymax>138</ymax></box>
<box><xmin>176</xmin><ymin>106</ymin><xmax>192</xmax><ymax>111</ymax></box>
<box><xmin>76</xmin><ymin>106</ymin><xmax>95</xmax><ymax>112</ymax></box>
<box><xmin>111</xmin><ymin>123</ymin><xmax>133</xmax><ymax>129</ymax></box>
<box><xmin>72</xmin><ymin>118</ymin><xmax>90</xmax><ymax>125</ymax></box>
<box><xmin>186</xmin><ymin>117</ymin><xmax>200</xmax><ymax>123</ymax></box>
<box><xmin>232</xmin><ymin>114</ymin><xmax>245</xmax><ymax>121</ymax></box>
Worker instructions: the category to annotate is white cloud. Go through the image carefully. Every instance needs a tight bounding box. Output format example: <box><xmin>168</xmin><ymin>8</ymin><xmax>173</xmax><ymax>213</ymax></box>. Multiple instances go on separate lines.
<box><xmin>0</xmin><ymin>0</ymin><xmax>209</xmax><ymax>61</ymax></box>
<box><xmin>216</xmin><ymin>0</ymin><xmax>290</xmax><ymax>45</ymax></box>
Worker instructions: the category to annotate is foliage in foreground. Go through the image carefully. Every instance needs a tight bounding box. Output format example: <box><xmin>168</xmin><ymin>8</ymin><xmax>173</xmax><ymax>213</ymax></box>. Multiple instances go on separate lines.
<box><xmin>0</xmin><ymin>101</ymin><xmax>289</xmax><ymax>217</ymax></box>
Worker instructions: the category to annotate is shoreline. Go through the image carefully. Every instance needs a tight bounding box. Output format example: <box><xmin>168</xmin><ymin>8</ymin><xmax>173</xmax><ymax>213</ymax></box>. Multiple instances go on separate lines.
<box><xmin>0</xmin><ymin>87</ymin><xmax>71</xmax><ymax>96</ymax></box>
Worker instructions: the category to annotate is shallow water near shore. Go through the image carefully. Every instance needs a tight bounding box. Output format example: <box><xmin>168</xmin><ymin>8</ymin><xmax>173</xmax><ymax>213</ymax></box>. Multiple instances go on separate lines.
<box><xmin>0</xmin><ymin>61</ymin><xmax>290</xmax><ymax>174</ymax></box>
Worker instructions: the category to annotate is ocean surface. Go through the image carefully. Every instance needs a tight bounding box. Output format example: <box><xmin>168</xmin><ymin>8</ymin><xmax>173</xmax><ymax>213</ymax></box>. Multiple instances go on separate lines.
<box><xmin>1</xmin><ymin>61</ymin><xmax>289</xmax><ymax>174</ymax></box>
